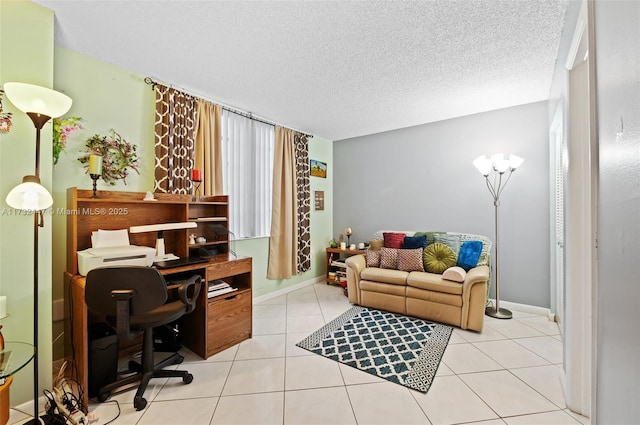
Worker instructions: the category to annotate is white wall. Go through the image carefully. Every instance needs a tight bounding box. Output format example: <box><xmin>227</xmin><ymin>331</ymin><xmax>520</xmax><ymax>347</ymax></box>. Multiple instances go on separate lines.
<box><xmin>594</xmin><ymin>0</ymin><xmax>640</xmax><ymax>422</ymax></box>
<box><xmin>333</xmin><ymin>101</ymin><xmax>550</xmax><ymax>308</ymax></box>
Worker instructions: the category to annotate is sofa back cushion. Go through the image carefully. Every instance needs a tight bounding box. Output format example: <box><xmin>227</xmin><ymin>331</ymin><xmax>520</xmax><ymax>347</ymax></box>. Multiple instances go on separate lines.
<box><xmin>382</xmin><ymin>232</ymin><xmax>406</xmax><ymax>249</ymax></box>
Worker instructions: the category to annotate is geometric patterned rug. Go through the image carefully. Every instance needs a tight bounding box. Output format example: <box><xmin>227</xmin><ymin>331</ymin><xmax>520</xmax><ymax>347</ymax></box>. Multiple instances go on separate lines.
<box><xmin>296</xmin><ymin>306</ymin><xmax>452</xmax><ymax>393</ymax></box>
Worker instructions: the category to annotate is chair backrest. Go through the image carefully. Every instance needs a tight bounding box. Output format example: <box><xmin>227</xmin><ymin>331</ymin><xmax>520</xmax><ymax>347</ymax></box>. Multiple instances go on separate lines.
<box><xmin>85</xmin><ymin>266</ymin><xmax>168</xmax><ymax>316</ymax></box>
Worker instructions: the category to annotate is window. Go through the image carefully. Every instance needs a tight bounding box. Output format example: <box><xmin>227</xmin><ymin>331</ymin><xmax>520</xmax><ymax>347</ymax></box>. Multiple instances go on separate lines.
<box><xmin>221</xmin><ymin>110</ymin><xmax>275</xmax><ymax>238</ymax></box>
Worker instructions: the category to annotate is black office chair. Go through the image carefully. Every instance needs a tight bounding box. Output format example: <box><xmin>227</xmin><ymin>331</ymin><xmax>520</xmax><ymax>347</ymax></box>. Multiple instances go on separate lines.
<box><xmin>85</xmin><ymin>266</ymin><xmax>202</xmax><ymax>410</ymax></box>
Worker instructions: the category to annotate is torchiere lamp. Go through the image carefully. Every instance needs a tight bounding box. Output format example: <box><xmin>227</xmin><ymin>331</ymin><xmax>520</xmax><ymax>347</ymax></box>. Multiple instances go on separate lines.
<box><xmin>4</xmin><ymin>82</ymin><xmax>72</xmax><ymax>424</ymax></box>
<box><xmin>472</xmin><ymin>153</ymin><xmax>524</xmax><ymax>319</ymax></box>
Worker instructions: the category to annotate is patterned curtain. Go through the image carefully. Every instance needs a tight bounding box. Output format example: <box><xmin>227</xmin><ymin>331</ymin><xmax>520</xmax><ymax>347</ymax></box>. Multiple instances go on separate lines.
<box><xmin>295</xmin><ymin>133</ymin><xmax>311</xmax><ymax>273</ymax></box>
<box><xmin>154</xmin><ymin>84</ymin><xmax>197</xmax><ymax>194</ymax></box>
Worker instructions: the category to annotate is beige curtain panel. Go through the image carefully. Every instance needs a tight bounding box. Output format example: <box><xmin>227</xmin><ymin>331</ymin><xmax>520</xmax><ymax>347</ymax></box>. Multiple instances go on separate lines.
<box><xmin>194</xmin><ymin>99</ymin><xmax>223</xmax><ymax>196</ymax></box>
<box><xmin>267</xmin><ymin>126</ymin><xmax>298</xmax><ymax>280</ymax></box>
<box><xmin>154</xmin><ymin>83</ymin><xmax>197</xmax><ymax>194</ymax></box>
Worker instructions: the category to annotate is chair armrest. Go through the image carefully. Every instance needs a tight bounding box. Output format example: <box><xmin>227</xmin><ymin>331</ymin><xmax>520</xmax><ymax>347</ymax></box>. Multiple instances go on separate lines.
<box><xmin>462</xmin><ymin>265</ymin><xmax>490</xmax><ymax>297</ymax></box>
<box><xmin>346</xmin><ymin>254</ymin><xmax>366</xmax><ymax>304</ymax></box>
<box><xmin>176</xmin><ymin>275</ymin><xmax>202</xmax><ymax>313</ymax></box>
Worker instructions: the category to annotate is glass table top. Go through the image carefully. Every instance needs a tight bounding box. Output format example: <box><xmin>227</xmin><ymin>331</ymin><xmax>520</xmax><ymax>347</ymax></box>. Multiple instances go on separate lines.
<box><xmin>0</xmin><ymin>342</ymin><xmax>35</xmax><ymax>380</ymax></box>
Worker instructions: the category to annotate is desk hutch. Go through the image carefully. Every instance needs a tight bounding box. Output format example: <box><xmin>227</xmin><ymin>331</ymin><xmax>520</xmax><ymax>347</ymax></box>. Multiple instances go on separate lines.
<box><xmin>64</xmin><ymin>188</ymin><xmax>252</xmax><ymax>411</ymax></box>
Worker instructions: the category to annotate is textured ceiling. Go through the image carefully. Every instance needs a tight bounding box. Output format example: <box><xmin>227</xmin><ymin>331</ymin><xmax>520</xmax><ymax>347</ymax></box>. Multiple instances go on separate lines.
<box><xmin>33</xmin><ymin>0</ymin><xmax>568</xmax><ymax>141</ymax></box>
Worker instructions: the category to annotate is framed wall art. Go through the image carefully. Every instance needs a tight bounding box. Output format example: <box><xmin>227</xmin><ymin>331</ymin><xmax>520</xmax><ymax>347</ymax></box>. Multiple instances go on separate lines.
<box><xmin>310</xmin><ymin>159</ymin><xmax>327</xmax><ymax>178</ymax></box>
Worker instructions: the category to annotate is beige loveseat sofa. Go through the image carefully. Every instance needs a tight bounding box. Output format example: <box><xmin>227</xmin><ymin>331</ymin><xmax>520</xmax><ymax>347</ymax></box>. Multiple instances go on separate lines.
<box><xmin>345</xmin><ymin>231</ymin><xmax>491</xmax><ymax>332</ymax></box>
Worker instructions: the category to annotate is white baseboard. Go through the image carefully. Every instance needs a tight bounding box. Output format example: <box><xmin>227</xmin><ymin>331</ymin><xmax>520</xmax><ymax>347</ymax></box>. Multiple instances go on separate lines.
<box><xmin>488</xmin><ymin>298</ymin><xmax>556</xmax><ymax>322</ymax></box>
<box><xmin>253</xmin><ymin>276</ymin><xmax>324</xmax><ymax>304</ymax></box>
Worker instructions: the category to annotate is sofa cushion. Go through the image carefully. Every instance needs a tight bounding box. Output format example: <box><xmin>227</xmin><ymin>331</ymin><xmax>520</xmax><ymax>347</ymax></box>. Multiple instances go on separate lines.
<box><xmin>457</xmin><ymin>240</ymin><xmax>483</xmax><ymax>271</ymax></box>
<box><xmin>359</xmin><ymin>280</ymin><xmax>407</xmax><ymax>296</ymax></box>
<box><xmin>407</xmin><ymin>271</ymin><xmax>463</xmax><ymax>295</ymax></box>
<box><xmin>398</xmin><ymin>248</ymin><xmax>425</xmax><ymax>272</ymax></box>
<box><xmin>423</xmin><ymin>243</ymin><xmax>457</xmax><ymax>274</ymax></box>
<box><xmin>402</xmin><ymin>234</ymin><xmax>427</xmax><ymax>249</ymax></box>
<box><xmin>380</xmin><ymin>247</ymin><xmax>399</xmax><ymax>269</ymax></box>
<box><xmin>442</xmin><ymin>266</ymin><xmax>466</xmax><ymax>283</ymax></box>
<box><xmin>365</xmin><ymin>249</ymin><xmax>381</xmax><ymax>267</ymax></box>
<box><xmin>361</xmin><ymin>267</ymin><xmax>409</xmax><ymax>285</ymax></box>
<box><xmin>433</xmin><ymin>233</ymin><xmax>462</xmax><ymax>256</ymax></box>
<box><xmin>383</xmin><ymin>232</ymin><xmax>406</xmax><ymax>249</ymax></box>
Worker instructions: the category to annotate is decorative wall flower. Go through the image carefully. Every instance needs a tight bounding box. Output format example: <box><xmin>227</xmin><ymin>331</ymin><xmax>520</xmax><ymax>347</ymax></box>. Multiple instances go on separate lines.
<box><xmin>78</xmin><ymin>129</ymin><xmax>139</xmax><ymax>185</ymax></box>
<box><xmin>53</xmin><ymin>116</ymin><xmax>83</xmax><ymax>165</ymax></box>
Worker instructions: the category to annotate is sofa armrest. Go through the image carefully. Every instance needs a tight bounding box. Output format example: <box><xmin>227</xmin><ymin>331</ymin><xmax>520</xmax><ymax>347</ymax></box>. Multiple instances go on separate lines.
<box><xmin>345</xmin><ymin>254</ymin><xmax>366</xmax><ymax>305</ymax></box>
<box><xmin>461</xmin><ymin>265</ymin><xmax>490</xmax><ymax>331</ymax></box>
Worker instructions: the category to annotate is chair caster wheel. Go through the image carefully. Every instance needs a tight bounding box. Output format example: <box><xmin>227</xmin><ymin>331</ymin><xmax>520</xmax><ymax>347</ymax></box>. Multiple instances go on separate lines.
<box><xmin>174</xmin><ymin>355</ymin><xmax>184</xmax><ymax>364</ymax></box>
<box><xmin>183</xmin><ymin>373</ymin><xmax>193</xmax><ymax>384</ymax></box>
<box><xmin>97</xmin><ymin>391</ymin><xmax>110</xmax><ymax>402</ymax></box>
<box><xmin>134</xmin><ymin>396</ymin><xmax>147</xmax><ymax>411</ymax></box>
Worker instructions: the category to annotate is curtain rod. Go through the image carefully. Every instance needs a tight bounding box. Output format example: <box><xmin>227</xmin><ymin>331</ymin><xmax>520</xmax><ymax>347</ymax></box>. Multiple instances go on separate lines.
<box><xmin>144</xmin><ymin>77</ymin><xmax>312</xmax><ymax>138</ymax></box>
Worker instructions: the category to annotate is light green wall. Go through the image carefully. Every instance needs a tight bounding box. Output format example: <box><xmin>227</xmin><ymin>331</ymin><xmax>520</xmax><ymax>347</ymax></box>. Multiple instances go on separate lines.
<box><xmin>51</xmin><ymin>48</ymin><xmax>333</xmax><ymax>315</ymax></box>
<box><xmin>0</xmin><ymin>0</ymin><xmax>55</xmax><ymax>406</ymax></box>
<box><xmin>247</xmin><ymin>135</ymin><xmax>333</xmax><ymax>298</ymax></box>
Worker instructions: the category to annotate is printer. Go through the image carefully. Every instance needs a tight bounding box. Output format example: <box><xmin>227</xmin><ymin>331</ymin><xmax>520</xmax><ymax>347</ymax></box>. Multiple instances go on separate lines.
<box><xmin>77</xmin><ymin>229</ymin><xmax>156</xmax><ymax>276</ymax></box>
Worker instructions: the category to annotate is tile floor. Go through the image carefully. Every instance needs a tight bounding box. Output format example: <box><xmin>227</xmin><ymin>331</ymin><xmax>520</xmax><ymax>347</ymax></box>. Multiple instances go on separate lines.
<box><xmin>10</xmin><ymin>283</ymin><xmax>590</xmax><ymax>425</ymax></box>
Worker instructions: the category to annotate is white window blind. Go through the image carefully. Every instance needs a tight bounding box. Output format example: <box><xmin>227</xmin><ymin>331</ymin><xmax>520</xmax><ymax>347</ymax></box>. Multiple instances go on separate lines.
<box><xmin>221</xmin><ymin>110</ymin><xmax>275</xmax><ymax>238</ymax></box>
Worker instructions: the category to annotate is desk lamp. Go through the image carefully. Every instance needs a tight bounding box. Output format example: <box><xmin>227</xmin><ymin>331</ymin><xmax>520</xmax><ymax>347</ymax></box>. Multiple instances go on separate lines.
<box><xmin>4</xmin><ymin>82</ymin><xmax>72</xmax><ymax>425</ymax></box>
<box><xmin>473</xmin><ymin>153</ymin><xmax>523</xmax><ymax>319</ymax></box>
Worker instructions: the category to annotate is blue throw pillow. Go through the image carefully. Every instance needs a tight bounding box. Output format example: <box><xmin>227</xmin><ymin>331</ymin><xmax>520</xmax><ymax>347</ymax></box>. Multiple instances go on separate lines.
<box><xmin>457</xmin><ymin>240</ymin><xmax>483</xmax><ymax>271</ymax></box>
<box><xmin>402</xmin><ymin>234</ymin><xmax>427</xmax><ymax>249</ymax></box>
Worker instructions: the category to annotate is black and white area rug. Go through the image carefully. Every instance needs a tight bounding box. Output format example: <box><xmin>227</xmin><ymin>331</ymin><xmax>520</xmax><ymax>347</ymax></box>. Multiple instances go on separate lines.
<box><xmin>296</xmin><ymin>306</ymin><xmax>452</xmax><ymax>393</ymax></box>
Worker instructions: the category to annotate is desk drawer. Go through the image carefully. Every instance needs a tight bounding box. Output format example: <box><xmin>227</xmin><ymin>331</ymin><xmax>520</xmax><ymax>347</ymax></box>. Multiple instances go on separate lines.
<box><xmin>207</xmin><ymin>290</ymin><xmax>252</xmax><ymax>356</ymax></box>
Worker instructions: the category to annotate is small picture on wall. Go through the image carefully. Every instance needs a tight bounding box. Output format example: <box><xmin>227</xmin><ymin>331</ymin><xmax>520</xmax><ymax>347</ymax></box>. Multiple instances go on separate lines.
<box><xmin>310</xmin><ymin>159</ymin><xmax>327</xmax><ymax>178</ymax></box>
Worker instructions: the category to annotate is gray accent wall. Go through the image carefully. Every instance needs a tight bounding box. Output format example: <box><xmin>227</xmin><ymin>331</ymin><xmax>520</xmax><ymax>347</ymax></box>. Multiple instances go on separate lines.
<box><xmin>594</xmin><ymin>1</ymin><xmax>640</xmax><ymax>422</ymax></box>
<box><xmin>334</xmin><ymin>101</ymin><xmax>550</xmax><ymax>308</ymax></box>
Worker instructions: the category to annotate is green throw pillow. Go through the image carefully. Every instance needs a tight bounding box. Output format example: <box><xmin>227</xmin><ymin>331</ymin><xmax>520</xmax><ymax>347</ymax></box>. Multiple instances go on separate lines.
<box><xmin>423</xmin><ymin>243</ymin><xmax>457</xmax><ymax>274</ymax></box>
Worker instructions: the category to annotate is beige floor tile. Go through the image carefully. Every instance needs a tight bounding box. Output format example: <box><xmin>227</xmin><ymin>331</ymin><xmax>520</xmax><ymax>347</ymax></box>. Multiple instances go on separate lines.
<box><xmin>314</xmin><ymin>283</ymin><xmax>350</xmax><ymax>303</ymax></box>
<box><xmin>212</xmin><ymin>392</ymin><xmax>284</xmax><ymax>425</ymax></box>
<box><xmin>454</xmin><ymin>325</ymin><xmax>509</xmax><ymax>343</ymax></box>
<box><xmin>286</xmin><ymin>301</ymin><xmax>322</xmax><ymax>317</ymax></box>
<box><xmin>137</xmin><ymin>398</ymin><xmax>216</xmax><ymax>425</ymax></box>
<box><xmin>460</xmin><ymin>370</ymin><xmax>558</xmax><ymax>417</ymax></box>
<box><xmin>474</xmin><ymin>340</ymin><xmax>550</xmax><ymax>369</ymax></box>
<box><xmin>319</xmin><ymin>301</ymin><xmax>353</xmax><ymax>322</ymax></box>
<box><xmin>284</xmin><ymin>387</ymin><xmax>356</xmax><ymax>425</ymax></box>
<box><xmin>565</xmin><ymin>409</ymin><xmax>591</xmax><ymax>424</ymax></box>
<box><xmin>8</xmin><ymin>409</ymin><xmax>29</xmax><ymax>425</ymax></box>
<box><xmin>286</xmin><ymin>332</ymin><xmax>315</xmax><ymax>357</ymax></box>
<box><xmin>511</xmin><ymin>365</ymin><xmax>566</xmax><ymax>408</ymax></box>
<box><xmin>154</xmin><ymin>361</ymin><xmax>232</xmax><ymax>401</ymax></box>
<box><xmin>441</xmin><ymin>343</ymin><xmax>503</xmax><ymax>374</ymax></box>
<box><xmin>235</xmin><ymin>334</ymin><xmax>286</xmax><ymax>360</ymax></box>
<box><xmin>87</xmin><ymin>402</ymin><xmax>145</xmax><ymax>425</ymax></box>
<box><xmin>253</xmin><ymin>316</ymin><xmax>286</xmax><ymax>335</ymax></box>
<box><xmin>485</xmin><ymin>319</ymin><xmax>545</xmax><ymax>339</ymax></box>
<box><xmin>105</xmin><ymin>377</ymin><xmax>168</xmax><ymax>405</ymax></box>
<box><xmin>222</xmin><ymin>358</ymin><xmax>285</xmax><ymax>395</ymax></box>
<box><xmin>256</xmin><ymin>294</ymin><xmax>287</xmax><ymax>305</ymax></box>
<box><xmin>286</xmin><ymin>314</ymin><xmax>326</xmax><ymax>334</ymax></box>
<box><xmin>253</xmin><ymin>303</ymin><xmax>287</xmax><ymax>319</ymax></box>
<box><xmin>503</xmin><ymin>410</ymin><xmax>581</xmax><ymax>424</ymax></box>
<box><xmin>447</xmin><ymin>331</ymin><xmax>469</xmax><ymax>344</ymax></box>
<box><xmin>435</xmin><ymin>361</ymin><xmax>454</xmax><ymax>377</ymax></box>
<box><xmin>347</xmin><ymin>381</ymin><xmax>431</xmax><ymax>424</ymax></box>
<box><xmin>413</xmin><ymin>375</ymin><xmax>498</xmax><ymax>425</ymax></box>
<box><xmin>285</xmin><ymin>355</ymin><xmax>344</xmax><ymax>390</ymax></box>
<box><xmin>516</xmin><ymin>316</ymin><xmax>561</xmax><ymax>335</ymax></box>
<box><xmin>286</xmin><ymin>286</ymin><xmax>318</xmax><ymax>303</ymax></box>
<box><xmin>513</xmin><ymin>336</ymin><xmax>563</xmax><ymax>364</ymax></box>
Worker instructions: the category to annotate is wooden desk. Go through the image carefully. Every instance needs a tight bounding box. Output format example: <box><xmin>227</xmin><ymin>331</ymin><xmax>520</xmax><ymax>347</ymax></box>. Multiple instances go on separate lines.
<box><xmin>66</xmin><ymin>255</ymin><xmax>252</xmax><ymax>412</ymax></box>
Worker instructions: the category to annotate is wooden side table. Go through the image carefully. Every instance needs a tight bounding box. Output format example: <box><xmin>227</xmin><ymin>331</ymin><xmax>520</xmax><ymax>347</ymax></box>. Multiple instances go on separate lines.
<box><xmin>0</xmin><ymin>376</ymin><xmax>11</xmax><ymax>425</ymax></box>
<box><xmin>325</xmin><ymin>247</ymin><xmax>366</xmax><ymax>288</ymax></box>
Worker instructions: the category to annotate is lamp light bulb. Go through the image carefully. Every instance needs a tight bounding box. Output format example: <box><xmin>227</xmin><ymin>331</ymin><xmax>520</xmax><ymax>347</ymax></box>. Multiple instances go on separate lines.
<box><xmin>508</xmin><ymin>154</ymin><xmax>524</xmax><ymax>170</ymax></box>
<box><xmin>495</xmin><ymin>159</ymin><xmax>510</xmax><ymax>173</ymax></box>
<box><xmin>473</xmin><ymin>155</ymin><xmax>492</xmax><ymax>176</ymax></box>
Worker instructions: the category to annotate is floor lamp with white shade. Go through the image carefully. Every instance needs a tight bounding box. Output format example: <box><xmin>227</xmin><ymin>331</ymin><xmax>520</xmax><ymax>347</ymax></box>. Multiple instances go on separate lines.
<box><xmin>3</xmin><ymin>82</ymin><xmax>72</xmax><ymax>424</ymax></box>
<box><xmin>472</xmin><ymin>153</ymin><xmax>524</xmax><ymax>319</ymax></box>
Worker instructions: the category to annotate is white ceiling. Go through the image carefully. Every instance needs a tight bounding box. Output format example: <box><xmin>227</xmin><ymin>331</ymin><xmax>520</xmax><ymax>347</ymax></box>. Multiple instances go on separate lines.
<box><xmin>33</xmin><ymin>0</ymin><xmax>569</xmax><ymax>141</ymax></box>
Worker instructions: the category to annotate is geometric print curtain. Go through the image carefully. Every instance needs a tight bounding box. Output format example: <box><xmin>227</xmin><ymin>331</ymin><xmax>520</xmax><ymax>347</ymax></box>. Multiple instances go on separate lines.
<box><xmin>295</xmin><ymin>133</ymin><xmax>311</xmax><ymax>273</ymax></box>
<box><xmin>153</xmin><ymin>83</ymin><xmax>197</xmax><ymax>194</ymax></box>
